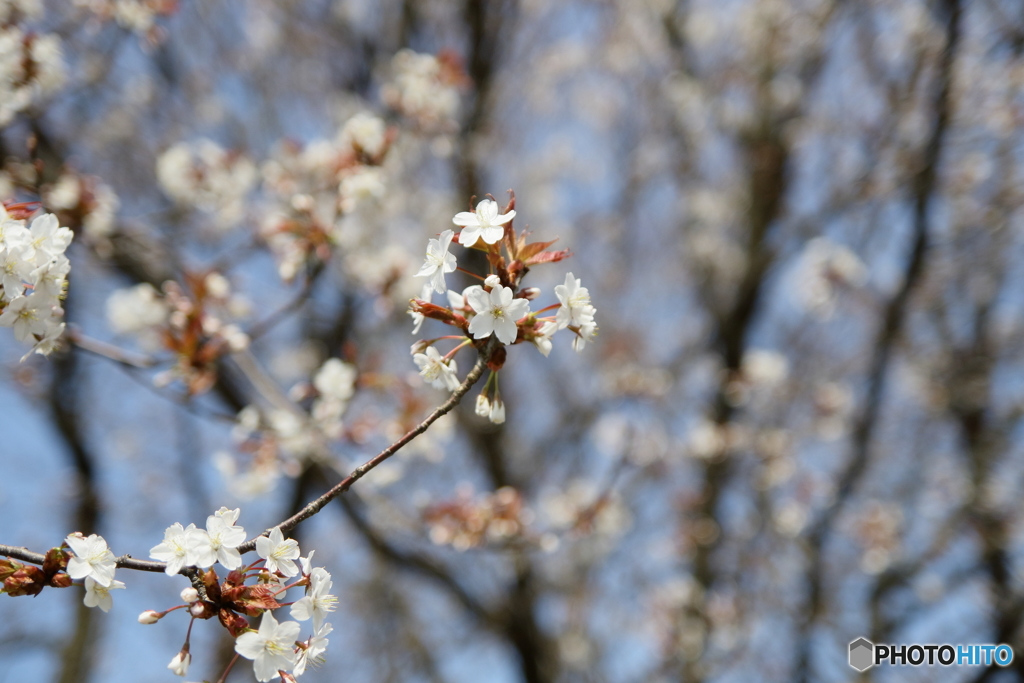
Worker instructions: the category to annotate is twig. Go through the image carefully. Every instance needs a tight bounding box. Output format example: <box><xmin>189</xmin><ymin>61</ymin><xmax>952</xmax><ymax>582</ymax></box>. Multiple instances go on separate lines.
<box><xmin>1</xmin><ymin>352</ymin><xmax>490</xmax><ymax>573</ymax></box>
<box><xmin>67</xmin><ymin>327</ymin><xmax>159</xmax><ymax>368</ymax></box>
<box><xmin>237</xmin><ymin>354</ymin><xmax>489</xmax><ymax>553</ymax></box>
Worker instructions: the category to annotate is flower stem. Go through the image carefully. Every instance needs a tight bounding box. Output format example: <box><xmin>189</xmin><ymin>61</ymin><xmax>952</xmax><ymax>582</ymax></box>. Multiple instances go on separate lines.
<box><xmin>443</xmin><ymin>339</ymin><xmax>473</xmax><ymax>362</ymax></box>
<box><xmin>215</xmin><ymin>653</ymin><xmax>241</xmax><ymax>683</ymax></box>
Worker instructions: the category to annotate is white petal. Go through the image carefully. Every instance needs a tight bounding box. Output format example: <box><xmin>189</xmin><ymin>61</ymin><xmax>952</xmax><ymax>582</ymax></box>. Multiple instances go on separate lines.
<box><xmin>452</xmin><ymin>212</ymin><xmax>479</xmax><ymax>227</ymax></box>
<box><xmin>468</xmin><ymin>314</ymin><xmax>494</xmax><ymax>339</ymax></box>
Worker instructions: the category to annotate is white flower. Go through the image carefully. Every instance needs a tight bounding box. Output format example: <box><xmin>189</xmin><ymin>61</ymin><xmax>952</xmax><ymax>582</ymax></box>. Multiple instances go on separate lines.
<box><xmin>28</xmin><ymin>213</ymin><xmax>72</xmax><ymax>259</ymax></box>
<box><xmin>21</xmin><ymin>321</ymin><xmax>65</xmax><ymax>360</ymax></box>
<box><xmin>64</xmin><ymin>533</ymin><xmax>117</xmax><ymax>588</ymax></box>
<box><xmin>340</xmin><ymin>112</ymin><xmax>387</xmax><ymax>157</ymax></box>
<box><xmin>83</xmin><ymin>576</ymin><xmax>124</xmax><ymax>613</ymax></box>
<box><xmin>532</xmin><ymin>321</ymin><xmax>558</xmax><ymax>357</ymax></box>
<box><xmin>256</xmin><ymin>527</ymin><xmax>301</xmax><ymax>577</ymax></box>
<box><xmin>149</xmin><ymin>523</ymin><xmax>212</xmax><ymax>576</ymax></box>
<box><xmin>339</xmin><ymin>167</ymin><xmax>385</xmax><ymax>212</ymax></box>
<box><xmin>413</xmin><ymin>346</ymin><xmax>460</xmax><ymax>391</ymax></box>
<box><xmin>554</xmin><ymin>273</ymin><xmax>593</xmax><ymax>329</ymax></box>
<box><xmin>29</xmin><ymin>254</ymin><xmax>70</xmax><ymax>298</ymax></box>
<box><xmin>167</xmin><ymin>650</ymin><xmax>191</xmax><ymax>677</ymax></box>
<box><xmin>0</xmin><ymin>293</ymin><xmax>52</xmax><ymax>342</ymax></box>
<box><xmin>290</xmin><ymin>567</ymin><xmax>338</xmax><ymax>631</ymax></box>
<box><xmin>235</xmin><ymin>611</ymin><xmax>301</xmax><ymax>682</ymax></box>
<box><xmin>106</xmin><ymin>283</ymin><xmax>168</xmax><ymax>335</ymax></box>
<box><xmin>0</xmin><ymin>243</ymin><xmax>34</xmax><ymax>295</ymax></box>
<box><xmin>206</xmin><ymin>507</ymin><xmax>246</xmax><ymax>570</ymax></box>
<box><xmin>467</xmin><ymin>286</ymin><xmax>530</xmax><ymax>345</ymax></box>
<box><xmin>313</xmin><ymin>359</ymin><xmax>357</xmax><ymax>402</ymax></box>
<box><xmin>453</xmin><ymin>199</ymin><xmax>514</xmax><ymax>246</ymax></box>
<box><xmin>416</xmin><ymin>229</ymin><xmax>458</xmax><ymax>293</ymax></box>
<box><xmin>294</xmin><ymin>622</ymin><xmax>332</xmax><ymax>676</ymax></box>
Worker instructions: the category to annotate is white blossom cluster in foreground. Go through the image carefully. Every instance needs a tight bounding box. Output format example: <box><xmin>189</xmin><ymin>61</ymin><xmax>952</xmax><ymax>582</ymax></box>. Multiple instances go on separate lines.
<box><xmin>0</xmin><ymin>207</ymin><xmax>72</xmax><ymax>357</ymax></box>
<box><xmin>60</xmin><ymin>511</ymin><xmax>336</xmax><ymax>681</ymax></box>
<box><xmin>410</xmin><ymin>196</ymin><xmax>598</xmax><ymax>423</ymax></box>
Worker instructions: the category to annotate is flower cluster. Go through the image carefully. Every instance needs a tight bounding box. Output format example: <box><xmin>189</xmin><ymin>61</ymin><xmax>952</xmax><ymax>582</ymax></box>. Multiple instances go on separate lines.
<box><xmin>106</xmin><ymin>274</ymin><xmax>251</xmax><ymax>393</ymax></box>
<box><xmin>260</xmin><ymin>111</ymin><xmax>393</xmax><ymax>282</ymax></box>
<box><xmin>0</xmin><ymin>206</ymin><xmax>72</xmax><ymax>358</ymax></box>
<box><xmin>157</xmin><ymin>139</ymin><xmax>257</xmax><ymax>228</ymax></box>
<box><xmin>149</xmin><ymin>507</ymin><xmax>247</xmax><ymax>575</ymax></box>
<box><xmin>425</xmin><ymin>486</ymin><xmax>528</xmax><ymax>551</ymax></box>
<box><xmin>409</xmin><ymin>193</ymin><xmax>596</xmax><ymax>422</ymax></box>
<box><xmin>0</xmin><ymin>6</ymin><xmax>65</xmax><ymax>126</ymax></box>
<box><xmin>138</xmin><ymin>517</ymin><xmax>335</xmax><ymax>682</ymax></box>
<box><xmin>382</xmin><ymin>49</ymin><xmax>466</xmax><ymax>131</ymax></box>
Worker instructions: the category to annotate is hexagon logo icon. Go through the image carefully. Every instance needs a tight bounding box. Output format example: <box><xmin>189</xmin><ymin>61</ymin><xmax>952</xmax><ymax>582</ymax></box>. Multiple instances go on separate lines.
<box><xmin>849</xmin><ymin>638</ymin><xmax>874</xmax><ymax>672</ymax></box>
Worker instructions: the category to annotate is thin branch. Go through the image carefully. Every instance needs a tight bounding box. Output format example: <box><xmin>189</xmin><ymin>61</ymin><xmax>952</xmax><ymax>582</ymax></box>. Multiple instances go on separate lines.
<box><xmin>1</xmin><ymin>352</ymin><xmax>490</xmax><ymax>574</ymax></box>
<box><xmin>237</xmin><ymin>353</ymin><xmax>489</xmax><ymax>553</ymax></box>
<box><xmin>67</xmin><ymin>328</ymin><xmax>159</xmax><ymax>369</ymax></box>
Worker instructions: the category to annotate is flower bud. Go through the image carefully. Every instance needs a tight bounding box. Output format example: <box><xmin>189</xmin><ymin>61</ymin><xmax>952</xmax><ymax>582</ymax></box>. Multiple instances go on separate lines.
<box><xmin>518</xmin><ymin>287</ymin><xmax>540</xmax><ymax>300</ymax></box>
<box><xmin>138</xmin><ymin>610</ymin><xmax>162</xmax><ymax>624</ymax></box>
<box><xmin>180</xmin><ymin>587</ymin><xmax>199</xmax><ymax>603</ymax></box>
<box><xmin>489</xmin><ymin>398</ymin><xmax>506</xmax><ymax>424</ymax></box>
<box><xmin>167</xmin><ymin>650</ymin><xmax>191</xmax><ymax>677</ymax></box>
<box><xmin>189</xmin><ymin>601</ymin><xmax>206</xmax><ymax>617</ymax></box>
<box><xmin>484</xmin><ymin>274</ymin><xmax>501</xmax><ymax>289</ymax></box>
<box><xmin>475</xmin><ymin>393</ymin><xmax>490</xmax><ymax>417</ymax></box>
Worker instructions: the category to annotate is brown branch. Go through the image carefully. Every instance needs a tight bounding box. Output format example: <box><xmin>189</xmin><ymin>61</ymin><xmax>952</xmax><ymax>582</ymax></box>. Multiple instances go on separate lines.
<box><xmin>1</xmin><ymin>353</ymin><xmax>489</xmax><ymax>575</ymax></box>
<box><xmin>237</xmin><ymin>353</ymin><xmax>489</xmax><ymax>553</ymax></box>
<box><xmin>67</xmin><ymin>327</ymin><xmax>159</xmax><ymax>368</ymax></box>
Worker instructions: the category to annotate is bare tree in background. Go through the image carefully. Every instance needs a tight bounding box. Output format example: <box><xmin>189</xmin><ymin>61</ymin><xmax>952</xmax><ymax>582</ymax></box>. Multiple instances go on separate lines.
<box><xmin>2</xmin><ymin>1</ymin><xmax>1024</xmax><ymax>682</ymax></box>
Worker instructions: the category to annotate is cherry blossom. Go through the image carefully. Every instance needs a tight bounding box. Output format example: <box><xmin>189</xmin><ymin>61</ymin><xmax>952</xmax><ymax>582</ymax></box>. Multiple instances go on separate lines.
<box><xmin>65</xmin><ymin>533</ymin><xmax>117</xmax><ymax>587</ymax></box>
<box><xmin>467</xmin><ymin>286</ymin><xmax>530</xmax><ymax>345</ymax></box>
<box><xmin>234</xmin><ymin>611</ymin><xmax>301</xmax><ymax>682</ymax></box>
<box><xmin>149</xmin><ymin>523</ymin><xmax>212</xmax><ymax>576</ymax></box>
<box><xmin>293</xmin><ymin>622</ymin><xmax>333</xmax><ymax>676</ymax></box>
<box><xmin>83</xmin><ymin>576</ymin><xmax>125</xmax><ymax>613</ymax></box>
<box><xmin>206</xmin><ymin>507</ymin><xmax>246</xmax><ymax>570</ymax></box>
<box><xmin>416</xmin><ymin>229</ymin><xmax>458</xmax><ymax>293</ymax></box>
<box><xmin>290</xmin><ymin>567</ymin><xmax>337</xmax><ymax>631</ymax></box>
<box><xmin>255</xmin><ymin>526</ymin><xmax>301</xmax><ymax>576</ymax></box>
<box><xmin>453</xmin><ymin>199</ymin><xmax>515</xmax><ymax>246</ymax></box>
<box><xmin>413</xmin><ymin>346</ymin><xmax>460</xmax><ymax>391</ymax></box>
<box><xmin>554</xmin><ymin>272</ymin><xmax>594</xmax><ymax>329</ymax></box>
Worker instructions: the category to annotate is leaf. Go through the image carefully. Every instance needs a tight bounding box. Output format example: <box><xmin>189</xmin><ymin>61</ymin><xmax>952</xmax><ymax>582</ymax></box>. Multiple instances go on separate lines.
<box><xmin>517</xmin><ymin>239</ymin><xmax>558</xmax><ymax>263</ymax></box>
<box><xmin>525</xmin><ymin>249</ymin><xmax>572</xmax><ymax>266</ymax></box>
<box><xmin>233</xmin><ymin>583</ymin><xmax>283</xmax><ymax>616</ymax></box>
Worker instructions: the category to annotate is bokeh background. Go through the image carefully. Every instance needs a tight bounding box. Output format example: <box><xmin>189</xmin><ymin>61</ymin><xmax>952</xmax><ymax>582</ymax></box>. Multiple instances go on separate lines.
<box><xmin>1</xmin><ymin>0</ymin><xmax>1023</xmax><ymax>681</ymax></box>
